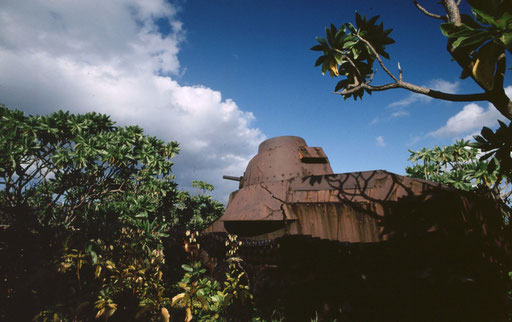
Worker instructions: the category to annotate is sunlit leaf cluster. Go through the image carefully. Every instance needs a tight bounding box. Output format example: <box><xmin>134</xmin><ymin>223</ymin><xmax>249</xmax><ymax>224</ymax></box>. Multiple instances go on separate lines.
<box><xmin>311</xmin><ymin>13</ymin><xmax>394</xmax><ymax>100</ymax></box>
<box><xmin>406</xmin><ymin>139</ymin><xmax>500</xmax><ymax>191</ymax></box>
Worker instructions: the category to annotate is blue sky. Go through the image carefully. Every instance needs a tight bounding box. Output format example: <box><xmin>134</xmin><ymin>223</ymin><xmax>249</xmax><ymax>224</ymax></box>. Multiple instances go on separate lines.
<box><xmin>176</xmin><ymin>0</ymin><xmax>509</xmax><ymax>174</ymax></box>
<box><xmin>0</xmin><ymin>0</ymin><xmax>510</xmax><ymax>201</ymax></box>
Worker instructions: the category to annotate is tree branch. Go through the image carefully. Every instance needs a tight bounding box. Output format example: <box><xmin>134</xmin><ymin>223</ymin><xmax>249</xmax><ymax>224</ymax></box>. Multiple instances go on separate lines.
<box><xmin>485</xmin><ymin>50</ymin><xmax>512</xmax><ymax>120</ymax></box>
<box><xmin>357</xmin><ymin>33</ymin><xmax>399</xmax><ymax>82</ymax></box>
<box><xmin>398</xmin><ymin>81</ymin><xmax>489</xmax><ymax>101</ymax></box>
<box><xmin>413</xmin><ymin>1</ymin><xmax>447</xmax><ymax>21</ymax></box>
<box><xmin>494</xmin><ymin>50</ymin><xmax>506</xmax><ymax>91</ymax></box>
<box><xmin>340</xmin><ymin>81</ymin><xmax>489</xmax><ymax>103</ymax></box>
<box><xmin>441</xmin><ymin>0</ymin><xmax>461</xmax><ymax>25</ymax></box>
<box><xmin>348</xmin><ymin>31</ymin><xmax>489</xmax><ymax>103</ymax></box>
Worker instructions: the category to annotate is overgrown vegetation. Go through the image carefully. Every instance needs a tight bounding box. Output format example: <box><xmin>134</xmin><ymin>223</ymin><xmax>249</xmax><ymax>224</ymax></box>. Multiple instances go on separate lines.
<box><xmin>0</xmin><ymin>105</ymin><xmax>225</xmax><ymax>321</ymax></box>
<box><xmin>171</xmin><ymin>232</ymin><xmax>254</xmax><ymax>321</ymax></box>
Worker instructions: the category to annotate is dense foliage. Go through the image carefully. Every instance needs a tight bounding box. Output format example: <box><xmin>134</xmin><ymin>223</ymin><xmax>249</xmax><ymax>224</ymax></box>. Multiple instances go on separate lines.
<box><xmin>406</xmin><ymin>139</ymin><xmax>500</xmax><ymax>190</ymax></box>
<box><xmin>406</xmin><ymin>138</ymin><xmax>511</xmax><ymax>220</ymax></box>
<box><xmin>0</xmin><ymin>105</ymin><xmax>224</xmax><ymax>321</ymax></box>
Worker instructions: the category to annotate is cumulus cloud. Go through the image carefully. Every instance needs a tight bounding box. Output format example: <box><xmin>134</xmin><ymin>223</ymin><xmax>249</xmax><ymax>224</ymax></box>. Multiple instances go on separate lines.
<box><xmin>388</xmin><ymin>79</ymin><xmax>459</xmax><ymax>108</ymax></box>
<box><xmin>428</xmin><ymin>86</ymin><xmax>512</xmax><ymax>139</ymax></box>
<box><xmin>0</xmin><ymin>0</ymin><xmax>265</xmax><ymax>201</ymax></box>
<box><xmin>376</xmin><ymin>136</ymin><xmax>386</xmax><ymax>147</ymax></box>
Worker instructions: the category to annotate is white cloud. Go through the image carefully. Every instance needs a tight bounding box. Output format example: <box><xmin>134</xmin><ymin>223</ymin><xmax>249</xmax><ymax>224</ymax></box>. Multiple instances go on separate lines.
<box><xmin>369</xmin><ymin>108</ymin><xmax>409</xmax><ymax>126</ymax></box>
<box><xmin>390</xmin><ymin>110</ymin><xmax>410</xmax><ymax>118</ymax></box>
<box><xmin>429</xmin><ymin>79</ymin><xmax>460</xmax><ymax>94</ymax></box>
<box><xmin>388</xmin><ymin>93</ymin><xmax>430</xmax><ymax>108</ymax></box>
<box><xmin>376</xmin><ymin>136</ymin><xmax>386</xmax><ymax>147</ymax></box>
<box><xmin>428</xmin><ymin>86</ymin><xmax>512</xmax><ymax>139</ymax></box>
<box><xmin>0</xmin><ymin>0</ymin><xmax>265</xmax><ymax>201</ymax></box>
<box><xmin>388</xmin><ymin>79</ymin><xmax>459</xmax><ymax>108</ymax></box>
<box><xmin>369</xmin><ymin>118</ymin><xmax>379</xmax><ymax>126</ymax></box>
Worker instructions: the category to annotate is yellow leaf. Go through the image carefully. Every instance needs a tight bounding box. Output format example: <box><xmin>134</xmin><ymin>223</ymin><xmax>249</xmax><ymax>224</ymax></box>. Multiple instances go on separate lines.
<box><xmin>185</xmin><ymin>307</ymin><xmax>193</xmax><ymax>322</ymax></box>
<box><xmin>161</xmin><ymin>307</ymin><xmax>170</xmax><ymax>322</ymax></box>
<box><xmin>329</xmin><ymin>60</ymin><xmax>339</xmax><ymax>77</ymax></box>
<box><xmin>95</xmin><ymin>308</ymin><xmax>105</xmax><ymax>319</ymax></box>
<box><xmin>106</xmin><ymin>308</ymin><xmax>116</xmax><ymax>318</ymax></box>
<box><xmin>95</xmin><ymin>265</ymin><xmax>102</xmax><ymax>279</ymax></box>
<box><xmin>171</xmin><ymin>293</ymin><xmax>185</xmax><ymax>307</ymax></box>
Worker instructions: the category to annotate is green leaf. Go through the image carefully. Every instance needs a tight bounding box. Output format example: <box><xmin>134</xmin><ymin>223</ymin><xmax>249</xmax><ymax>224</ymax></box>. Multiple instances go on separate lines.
<box><xmin>334</xmin><ymin>53</ymin><xmax>344</xmax><ymax>65</ymax></box>
<box><xmin>316</xmin><ymin>37</ymin><xmax>328</xmax><ymax>46</ymax></box>
<box><xmin>334</xmin><ymin>80</ymin><xmax>347</xmax><ymax>92</ymax></box>
<box><xmin>314</xmin><ymin>56</ymin><xmax>325</xmax><ymax>67</ymax></box>
<box><xmin>481</xmin><ymin>126</ymin><xmax>495</xmax><ymax>141</ymax></box>
<box><xmin>499</xmin><ymin>32</ymin><xmax>512</xmax><ymax>52</ymax></box>
<box><xmin>355</xmin><ymin>12</ymin><xmax>363</xmax><ymax>28</ymax></box>
<box><xmin>342</xmin><ymin>40</ymin><xmax>358</xmax><ymax>49</ymax></box>
<box><xmin>368</xmin><ymin>15</ymin><xmax>380</xmax><ymax>26</ymax></box>
<box><xmin>451</xmin><ymin>31</ymin><xmax>490</xmax><ymax>50</ymax></box>
<box><xmin>461</xmin><ymin>14</ymin><xmax>484</xmax><ymax>29</ymax></box>
<box><xmin>440</xmin><ymin>23</ymin><xmax>456</xmax><ymax>37</ymax></box>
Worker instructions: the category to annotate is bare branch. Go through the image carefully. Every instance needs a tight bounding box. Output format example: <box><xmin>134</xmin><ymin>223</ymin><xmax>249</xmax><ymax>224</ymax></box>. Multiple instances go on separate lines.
<box><xmin>397</xmin><ymin>62</ymin><xmax>403</xmax><ymax>81</ymax></box>
<box><xmin>398</xmin><ymin>81</ymin><xmax>489</xmax><ymax>101</ymax></box>
<box><xmin>339</xmin><ymin>81</ymin><xmax>489</xmax><ymax>103</ymax></box>
<box><xmin>413</xmin><ymin>1</ymin><xmax>447</xmax><ymax>21</ymax></box>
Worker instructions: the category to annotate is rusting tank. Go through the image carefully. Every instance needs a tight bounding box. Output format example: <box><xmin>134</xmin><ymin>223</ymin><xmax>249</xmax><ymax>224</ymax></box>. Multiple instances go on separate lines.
<box><xmin>202</xmin><ymin>136</ymin><xmax>510</xmax><ymax>321</ymax></box>
<box><xmin>206</xmin><ymin>136</ymin><xmax>506</xmax><ymax>249</ymax></box>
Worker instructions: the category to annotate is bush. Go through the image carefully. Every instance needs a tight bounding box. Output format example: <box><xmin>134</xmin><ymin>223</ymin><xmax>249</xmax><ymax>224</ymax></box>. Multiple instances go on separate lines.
<box><xmin>0</xmin><ymin>106</ymin><xmax>223</xmax><ymax>320</ymax></box>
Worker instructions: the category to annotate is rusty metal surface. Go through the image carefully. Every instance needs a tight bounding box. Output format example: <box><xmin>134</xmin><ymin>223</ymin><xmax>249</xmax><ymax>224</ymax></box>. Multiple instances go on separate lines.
<box><xmin>242</xmin><ymin>136</ymin><xmax>333</xmax><ymax>188</ymax></box>
<box><xmin>219</xmin><ymin>181</ymin><xmax>294</xmax><ymax>222</ymax></box>
<box><xmin>207</xmin><ymin>136</ymin><xmax>506</xmax><ymax>249</ymax></box>
<box><xmin>298</xmin><ymin>146</ymin><xmax>328</xmax><ymax>163</ymax></box>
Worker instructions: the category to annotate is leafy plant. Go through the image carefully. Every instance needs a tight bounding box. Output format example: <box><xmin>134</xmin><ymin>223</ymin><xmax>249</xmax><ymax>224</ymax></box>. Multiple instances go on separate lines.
<box><xmin>311</xmin><ymin>13</ymin><xmax>394</xmax><ymax>100</ymax></box>
<box><xmin>0</xmin><ymin>105</ymin><xmax>224</xmax><ymax>321</ymax></box>
<box><xmin>172</xmin><ymin>232</ymin><xmax>254</xmax><ymax>321</ymax></box>
<box><xmin>406</xmin><ymin>139</ymin><xmax>502</xmax><ymax>190</ymax></box>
